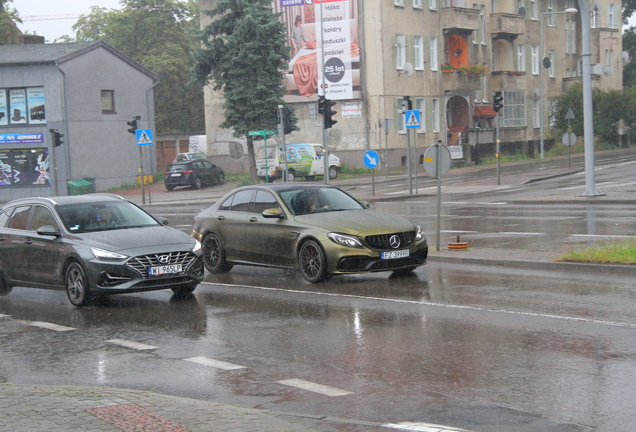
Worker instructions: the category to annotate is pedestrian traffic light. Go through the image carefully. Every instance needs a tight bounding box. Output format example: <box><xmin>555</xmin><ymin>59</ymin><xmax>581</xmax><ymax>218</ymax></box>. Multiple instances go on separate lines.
<box><xmin>493</xmin><ymin>91</ymin><xmax>504</xmax><ymax>112</ymax></box>
<box><xmin>127</xmin><ymin>116</ymin><xmax>140</xmax><ymax>134</ymax></box>
<box><xmin>318</xmin><ymin>96</ymin><xmax>325</xmax><ymax>115</ymax></box>
<box><xmin>323</xmin><ymin>98</ymin><xmax>337</xmax><ymax>129</ymax></box>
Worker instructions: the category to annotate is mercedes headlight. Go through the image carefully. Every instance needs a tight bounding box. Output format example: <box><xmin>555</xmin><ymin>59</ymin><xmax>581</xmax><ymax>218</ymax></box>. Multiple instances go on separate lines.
<box><xmin>192</xmin><ymin>239</ymin><xmax>202</xmax><ymax>254</ymax></box>
<box><xmin>327</xmin><ymin>233</ymin><xmax>363</xmax><ymax>248</ymax></box>
<box><xmin>415</xmin><ymin>225</ymin><xmax>425</xmax><ymax>241</ymax></box>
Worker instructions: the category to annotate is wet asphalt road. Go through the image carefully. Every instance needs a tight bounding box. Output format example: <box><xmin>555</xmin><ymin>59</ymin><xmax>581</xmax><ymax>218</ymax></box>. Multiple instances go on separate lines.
<box><xmin>2</xmin><ymin>156</ymin><xmax>636</xmax><ymax>432</ymax></box>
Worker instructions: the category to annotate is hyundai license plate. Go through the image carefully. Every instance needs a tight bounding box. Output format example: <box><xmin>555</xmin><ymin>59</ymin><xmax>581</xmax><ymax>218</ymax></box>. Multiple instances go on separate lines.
<box><xmin>381</xmin><ymin>250</ymin><xmax>409</xmax><ymax>259</ymax></box>
<box><xmin>148</xmin><ymin>264</ymin><xmax>182</xmax><ymax>276</ymax></box>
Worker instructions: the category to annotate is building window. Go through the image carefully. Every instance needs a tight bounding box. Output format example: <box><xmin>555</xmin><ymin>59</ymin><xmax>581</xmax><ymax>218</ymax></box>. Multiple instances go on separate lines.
<box><xmin>531</xmin><ymin>46</ymin><xmax>539</xmax><ymax>75</ymax></box>
<box><xmin>101</xmin><ymin>90</ymin><xmax>115</xmax><ymax>114</ymax></box>
<box><xmin>517</xmin><ymin>45</ymin><xmax>526</xmax><ymax>71</ymax></box>
<box><xmin>394</xmin><ymin>0</ymin><xmax>405</xmax><ymax>6</ymax></box>
<box><xmin>548</xmin><ymin>50</ymin><xmax>555</xmax><ymax>77</ymax></box>
<box><xmin>396</xmin><ymin>34</ymin><xmax>406</xmax><ymax>70</ymax></box>
<box><xmin>481</xmin><ymin>75</ymin><xmax>488</xmax><ymax>102</ymax></box>
<box><xmin>430</xmin><ymin>37</ymin><xmax>439</xmax><ymax>71</ymax></box>
<box><xmin>491</xmin><ymin>0</ymin><xmax>497</xmax><ymax>13</ymax></box>
<box><xmin>398</xmin><ymin>98</ymin><xmax>406</xmax><ymax>133</ymax></box>
<box><xmin>502</xmin><ymin>90</ymin><xmax>525</xmax><ymax>126</ymax></box>
<box><xmin>549</xmin><ymin>100</ymin><xmax>557</xmax><ymax>126</ymax></box>
<box><xmin>480</xmin><ymin>5</ymin><xmax>486</xmax><ymax>44</ymax></box>
<box><xmin>591</xmin><ymin>5</ymin><xmax>599</xmax><ymax>28</ymax></box>
<box><xmin>0</xmin><ymin>87</ymin><xmax>47</xmax><ymax>126</ymax></box>
<box><xmin>416</xmin><ymin>98</ymin><xmax>426</xmax><ymax>132</ymax></box>
<box><xmin>547</xmin><ymin>0</ymin><xmax>555</xmax><ymax>25</ymax></box>
<box><xmin>430</xmin><ymin>0</ymin><xmax>437</xmax><ymax>10</ymax></box>
<box><xmin>414</xmin><ymin>0</ymin><xmax>423</xmax><ymax>8</ymax></box>
<box><xmin>414</xmin><ymin>36</ymin><xmax>424</xmax><ymax>69</ymax></box>
<box><xmin>533</xmin><ymin>98</ymin><xmax>540</xmax><ymax>128</ymax></box>
<box><xmin>473</xmin><ymin>4</ymin><xmax>479</xmax><ymax>43</ymax></box>
<box><xmin>530</xmin><ymin>0</ymin><xmax>538</xmax><ymax>19</ymax></box>
<box><xmin>432</xmin><ymin>98</ymin><xmax>441</xmax><ymax>132</ymax></box>
<box><xmin>566</xmin><ymin>20</ymin><xmax>576</xmax><ymax>53</ymax></box>
<box><xmin>606</xmin><ymin>49</ymin><xmax>614</xmax><ymax>75</ymax></box>
<box><xmin>608</xmin><ymin>4</ymin><xmax>616</xmax><ymax>28</ymax></box>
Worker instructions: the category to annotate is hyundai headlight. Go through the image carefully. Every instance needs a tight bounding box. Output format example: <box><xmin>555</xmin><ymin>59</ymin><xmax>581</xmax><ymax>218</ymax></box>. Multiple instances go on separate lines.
<box><xmin>91</xmin><ymin>247</ymin><xmax>128</xmax><ymax>261</ymax></box>
<box><xmin>327</xmin><ymin>233</ymin><xmax>363</xmax><ymax>248</ymax></box>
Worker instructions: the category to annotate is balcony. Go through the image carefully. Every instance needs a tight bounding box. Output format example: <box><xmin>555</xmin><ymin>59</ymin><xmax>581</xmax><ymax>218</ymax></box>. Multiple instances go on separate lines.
<box><xmin>490</xmin><ymin>71</ymin><xmax>527</xmax><ymax>90</ymax></box>
<box><xmin>490</xmin><ymin>13</ymin><xmax>525</xmax><ymax>40</ymax></box>
<box><xmin>441</xmin><ymin>7</ymin><xmax>480</xmax><ymax>35</ymax></box>
<box><xmin>442</xmin><ymin>70</ymin><xmax>481</xmax><ymax>91</ymax></box>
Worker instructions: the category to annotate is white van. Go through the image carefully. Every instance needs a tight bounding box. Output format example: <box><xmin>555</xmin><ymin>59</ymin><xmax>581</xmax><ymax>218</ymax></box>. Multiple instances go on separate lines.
<box><xmin>256</xmin><ymin>143</ymin><xmax>341</xmax><ymax>182</ymax></box>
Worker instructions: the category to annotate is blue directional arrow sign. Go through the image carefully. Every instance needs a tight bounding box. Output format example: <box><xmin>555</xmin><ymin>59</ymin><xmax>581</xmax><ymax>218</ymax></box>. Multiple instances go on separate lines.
<box><xmin>405</xmin><ymin>110</ymin><xmax>421</xmax><ymax>129</ymax></box>
<box><xmin>363</xmin><ymin>150</ymin><xmax>379</xmax><ymax>169</ymax></box>
<box><xmin>136</xmin><ymin>129</ymin><xmax>153</xmax><ymax>146</ymax></box>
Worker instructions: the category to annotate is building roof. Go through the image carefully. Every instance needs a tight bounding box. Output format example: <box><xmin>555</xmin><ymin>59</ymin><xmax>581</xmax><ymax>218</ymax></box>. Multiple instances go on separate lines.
<box><xmin>0</xmin><ymin>40</ymin><xmax>158</xmax><ymax>80</ymax></box>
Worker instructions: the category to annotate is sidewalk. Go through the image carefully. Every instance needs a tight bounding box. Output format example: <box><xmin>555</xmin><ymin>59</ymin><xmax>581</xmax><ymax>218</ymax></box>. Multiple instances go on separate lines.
<box><xmin>0</xmin><ymin>383</ymin><xmax>318</xmax><ymax>432</ymax></box>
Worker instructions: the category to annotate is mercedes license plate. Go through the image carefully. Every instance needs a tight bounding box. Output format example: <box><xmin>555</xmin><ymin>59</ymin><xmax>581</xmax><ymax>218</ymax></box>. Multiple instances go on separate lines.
<box><xmin>381</xmin><ymin>250</ymin><xmax>409</xmax><ymax>259</ymax></box>
<box><xmin>148</xmin><ymin>264</ymin><xmax>182</xmax><ymax>276</ymax></box>
<box><xmin>171</xmin><ymin>173</ymin><xmax>182</xmax><ymax>177</ymax></box>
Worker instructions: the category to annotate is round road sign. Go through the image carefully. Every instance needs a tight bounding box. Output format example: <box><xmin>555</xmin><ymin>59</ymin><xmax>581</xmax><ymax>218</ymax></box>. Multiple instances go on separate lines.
<box><xmin>423</xmin><ymin>144</ymin><xmax>452</xmax><ymax>178</ymax></box>
<box><xmin>363</xmin><ymin>150</ymin><xmax>379</xmax><ymax>169</ymax></box>
<box><xmin>562</xmin><ymin>131</ymin><xmax>577</xmax><ymax>147</ymax></box>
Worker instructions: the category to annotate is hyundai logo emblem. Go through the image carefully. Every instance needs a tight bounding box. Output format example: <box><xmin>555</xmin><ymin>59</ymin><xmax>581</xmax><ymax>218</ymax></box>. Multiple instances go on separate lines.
<box><xmin>389</xmin><ymin>235</ymin><xmax>401</xmax><ymax>249</ymax></box>
<box><xmin>157</xmin><ymin>254</ymin><xmax>171</xmax><ymax>264</ymax></box>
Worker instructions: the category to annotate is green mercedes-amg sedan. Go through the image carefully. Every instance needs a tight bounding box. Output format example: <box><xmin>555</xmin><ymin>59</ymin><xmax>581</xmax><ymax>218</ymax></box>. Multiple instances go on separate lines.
<box><xmin>191</xmin><ymin>184</ymin><xmax>428</xmax><ymax>282</ymax></box>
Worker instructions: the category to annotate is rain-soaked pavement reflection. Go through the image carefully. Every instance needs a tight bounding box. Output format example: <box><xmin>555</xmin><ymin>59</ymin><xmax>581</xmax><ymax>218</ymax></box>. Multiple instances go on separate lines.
<box><xmin>3</xmin><ymin>260</ymin><xmax>635</xmax><ymax>431</ymax></box>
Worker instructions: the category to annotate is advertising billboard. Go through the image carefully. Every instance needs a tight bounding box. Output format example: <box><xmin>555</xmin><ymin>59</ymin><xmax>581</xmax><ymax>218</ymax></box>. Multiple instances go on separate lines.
<box><xmin>273</xmin><ymin>0</ymin><xmax>360</xmax><ymax>101</ymax></box>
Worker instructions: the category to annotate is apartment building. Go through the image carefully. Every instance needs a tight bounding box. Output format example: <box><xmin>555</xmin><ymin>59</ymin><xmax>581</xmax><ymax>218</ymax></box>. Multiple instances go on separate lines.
<box><xmin>199</xmin><ymin>0</ymin><xmax>622</xmax><ymax>171</ymax></box>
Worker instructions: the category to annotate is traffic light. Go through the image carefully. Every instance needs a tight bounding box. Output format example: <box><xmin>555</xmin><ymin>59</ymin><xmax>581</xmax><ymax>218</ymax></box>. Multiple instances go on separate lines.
<box><xmin>282</xmin><ymin>106</ymin><xmax>298</xmax><ymax>135</ymax></box>
<box><xmin>318</xmin><ymin>96</ymin><xmax>325</xmax><ymax>115</ymax></box>
<box><xmin>49</xmin><ymin>129</ymin><xmax>64</xmax><ymax>147</ymax></box>
<box><xmin>127</xmin><ymin>116</ymin><xmax>140</xmax><ymax>134</ymax></box>
<box><xmin>323</xmin><ymin>98</ymin><xmax>337</xmax><ymax>129</ymax></box>
<box><xmin>493</xmin><ymin>91</ymin><xmax>504</xmax><ymax>112</ymax></box>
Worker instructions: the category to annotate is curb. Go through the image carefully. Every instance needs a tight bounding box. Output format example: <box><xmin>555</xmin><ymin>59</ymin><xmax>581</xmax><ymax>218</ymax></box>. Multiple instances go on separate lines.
<box><xmin>428</xmin><ymin>254</ymin><xmax>636</xmax><ymax>275</ymax></box>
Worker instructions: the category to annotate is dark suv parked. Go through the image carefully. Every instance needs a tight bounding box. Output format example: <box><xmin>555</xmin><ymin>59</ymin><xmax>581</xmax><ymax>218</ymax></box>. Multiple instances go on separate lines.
<box><xmin>165</xmin><ymin>159</ymin><xmax>225</xmax><ymax>191</ymax></box>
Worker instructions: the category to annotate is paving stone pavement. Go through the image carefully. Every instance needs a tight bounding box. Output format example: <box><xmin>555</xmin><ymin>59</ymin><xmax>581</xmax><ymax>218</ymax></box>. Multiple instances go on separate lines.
<box><xmin>0</xmin><ymin>384</ymin><xmax>318</xmax><ymax>432</ymax></box>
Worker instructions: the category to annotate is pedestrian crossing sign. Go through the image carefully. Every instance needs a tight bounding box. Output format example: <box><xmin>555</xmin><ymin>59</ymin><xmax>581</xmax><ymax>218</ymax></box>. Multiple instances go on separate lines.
<box><xmin>136</xmin><ymin>129</ymin><xmax>153</xmax><ymax>146</ymax></box>
<box><xmin>405</xmin><ymin>110</ymin><xmax>421</xmax><ymax>129</ymax></box>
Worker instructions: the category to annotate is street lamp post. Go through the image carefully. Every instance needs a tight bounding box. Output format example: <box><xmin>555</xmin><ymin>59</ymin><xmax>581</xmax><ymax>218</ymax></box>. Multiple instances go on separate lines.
<box><xmin>540</xmin><ymin>7</ymin><xmax>577</xmax><ymax>160</ymax></box>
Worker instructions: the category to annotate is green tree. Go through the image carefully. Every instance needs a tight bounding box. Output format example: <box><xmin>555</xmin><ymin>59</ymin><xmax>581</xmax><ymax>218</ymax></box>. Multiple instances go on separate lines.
<box><xmin>72</xmin><ymin>0</ymin><xmax>204</xmax><ymax>133</ymax></box>
<box><xmin>553</xmin><ymin>85</ymin><xmax>636</xmax><ymax>144</ymax></box>
<box><xmin>0</xmin><ymin>0</ymin><xmax>21</xmax><ymax>45</ymax></box>
<box><xmin>190</xmin><ymin>0</ymin><xmax>293</xmax><ymax>181</ymax></box>
<box><xmin>623</xmin><ymin>27</ymin><xmax>636</xmax><ymax>87</ymax></box>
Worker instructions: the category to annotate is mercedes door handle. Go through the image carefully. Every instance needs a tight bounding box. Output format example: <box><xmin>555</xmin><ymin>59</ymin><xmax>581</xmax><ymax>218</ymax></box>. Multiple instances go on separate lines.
<box><xmin>248</xmin><ymin>217</ymin><xmax>258</xmax><ymax>223</ymax></box>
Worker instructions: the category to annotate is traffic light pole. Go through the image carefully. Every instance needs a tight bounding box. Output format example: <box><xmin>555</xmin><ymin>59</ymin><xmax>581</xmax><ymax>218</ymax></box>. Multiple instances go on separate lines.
<box><xmin>496</xmin><ymin>112</ymin><xmax>501</xmax><ymax>185</ymax></box>
<box><xmin>49</xmin><ymin>129</ymin><xmax>59</xmax><ymax>196</ymax></box>
<box><xmin>278</xmin><ymin>105</ymin><xmax>288</xmax><ymax>182</ymax></box>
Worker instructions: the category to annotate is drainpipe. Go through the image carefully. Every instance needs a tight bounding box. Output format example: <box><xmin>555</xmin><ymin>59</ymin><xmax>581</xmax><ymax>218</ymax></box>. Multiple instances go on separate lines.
<box><xmin>55</xmin><ymin>62</ymin><xmax>71</xmax><ymax>194</ymax></box>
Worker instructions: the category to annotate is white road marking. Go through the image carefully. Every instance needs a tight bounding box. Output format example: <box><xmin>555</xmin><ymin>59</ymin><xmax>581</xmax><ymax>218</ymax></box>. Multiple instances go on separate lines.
<box><xmin>27</xmin><ymin>321</ymin><xmax>75</xmax><ymax>332</ymax></box>
<box><xmin>277</xmin><ymin>379</ymin><xmax>353</xmax><ymax>397</ymax></box>
<box><xmin>107</xmin><ymin>339</ymin><xmax>158</xmax><ymax>350</ymax></box>
<box><xmin>175</xmin><ymin>224</ymin><xmax>192</xmax><ymax>228</ymax></box>
<box><xmin>183</xmin><ymin>356</ymin><xmax>246</xmax><ymax>370</ymax></box>
<box><xmin>497</xmin><ymin>232</ymin><xmax>544</xmax><ymax>236</ymax></box>
<box><xmin>440</xmin><ymin>230</ymin><xmax>478</xmax><ymax>234</ymax></box>
<box><xmin>477</xmin><ymin>202</ymin><xmax>508</xmax><ymax>205</ymax></box>
<box><xmin>571</xmin><ymin>234</ymin><xmax>634</xmax><ymax>239</ymax></box>
<box><xmin>0</xmin><ymin>314</ymin><xmax>10</xmax><ymax>318</ymax></box>
<box><xmin>204</xmin><ymin>283</ymin><xmax>636</xmax><ymax>329</ymax></box>
<box><xmin>442</xmin><ymin>202</ymin><xmax>468</xmax><ymax>205</ymax></box>
<box><xmin>383</xmin><ymin>422</ymin><xmax>470</xmax><ymax>431</ymax></box>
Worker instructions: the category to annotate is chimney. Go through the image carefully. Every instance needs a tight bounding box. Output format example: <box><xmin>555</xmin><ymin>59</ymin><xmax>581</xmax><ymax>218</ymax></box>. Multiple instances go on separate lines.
<box><xmin>18</xmin><ymin>34</ymin><xmax>46</xmax><ymax>45</ymax></box>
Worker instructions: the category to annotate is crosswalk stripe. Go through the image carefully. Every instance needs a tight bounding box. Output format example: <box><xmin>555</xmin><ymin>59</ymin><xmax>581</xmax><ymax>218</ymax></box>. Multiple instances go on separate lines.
<box><xmin>27</xmin><ymin>321</ymin><xmax>75</xmax><ymax>331</ymax></box>
<box><xmin>183</xmin><ymin>356</ymin><xmax>246</xmax><ymax>370</ymax></box>
<box><xmin>107</xmin><ymin>339</ymin><xmax>158</xmax><ymax>350</ymax></box>
<box><xmin>382</xmin><ymin>422</ymin><xmax>470</xmax><ymax>431</ymax></box>
<box><xmin>277</xmin><ymin>379</ymin><xmax>353</xmax><ymax>397</ymax></box>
